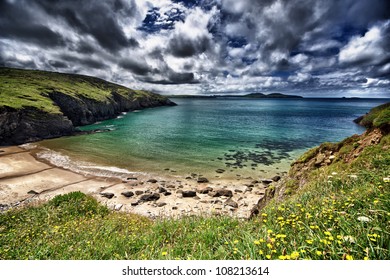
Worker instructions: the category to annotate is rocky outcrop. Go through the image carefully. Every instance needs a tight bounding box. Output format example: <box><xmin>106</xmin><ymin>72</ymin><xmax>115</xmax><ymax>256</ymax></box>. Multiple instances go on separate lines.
<box><xmin>48</xmin><ymin>90</ymin><xmax>176</xmax><ymax>126</ymax></box>
<box><xmin>0</xmin><ymin>90</ymin><xmax>176</xmax><ymax>145</ymax></box>
<box><xmin>0</xmin><ymin>106</ymin><xmax>74</xmax><ymax>145</ymax></box>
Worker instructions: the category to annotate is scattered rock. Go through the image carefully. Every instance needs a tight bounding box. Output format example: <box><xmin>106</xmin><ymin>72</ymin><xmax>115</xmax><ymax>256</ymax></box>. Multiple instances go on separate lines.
<box><xmin>139</xmin><ymin>193</ymin><xmax>160</xmax><ymax>202</ymax></box>
<box><xmin>272</xmin><ymin>175</ymin><xmax>281</xmax><ymax>182</ymax></box>
<box><xmin>147</xmin><ymin>179</ymin><xmax>158</xmax><ymax>183</ymax></box>
<box><xmin>114</xmin><ymin>204</ymin><xmax>123</xmax><ymax>211</ymax></box>
<box><xmin>225</xmin><ymin>198</ymin><xmax>238</xmax><ymax>208</ymax></box>
<box><xmin>209</xmin><ymin>189</ymin><xmax>233</xmax><ymax>197</ymax></box>
<box><xmin>185</xmin><ymin>176</ymin><xmax>192</xmax><ymax>180</ymax></box>
<box><xmin>127</xmin><ymin>177</ymin><xmax>137</xmax><ymax>180</ymax></box>
<box><xmin>215</xmin><ymin>169</ymin><xmax>225</xmax><ymax>173</ymax></box>
<box><xmin>27</xmin><ymin>190</ymin><xmax>39</xmax><ymax>195</ymax></box>
<box><xmin>329</xmin><ymin>155</ymin><xmax>336</xmax><ymax>160</ymax></box>
<box><xmin>100</xmin><ymin>192</ymin><xmax>114</xmax><ymax>199</ymax></box>
<box><xmin>156</xmin><ymin>202</ymin><xmax>167</xmax><ymax>207</ymax></box>
<box><xmin>196</xmin><ymin>186</ymin><xmax>213</xmax><ymax>194</ymax></box>
<box><xmin>182</xmin><ymin>190</ymin><xmax>197</xmax><ymax>197</ymax></box>
<box><xmin>251</xmin><ymin>180</ymin><xmax>259</xmax><ymax>184</ymax></box>
<box><xmin>234</xmin><ymin>189</ymin><xmax>243</xmax><ymax>193</ymax></box>
<box><xmin>131</xmin><ymin>201</ymin><xmax>139</xmax><ymax>206</ymax></box>
<box><xmin>315</xmin><ymin>153</ymin><xmax>326</xmax><ymax>166</ymax></box>
<box><xmin>135</xmin><ymin>190</ymin><xmax>144</xmax><ymax>195</ymax></box>
<box><xmin>357</xmin><ymin>216</ymin><xmax>371</xmax><ymax>222</ymax></box>
<box><xmin>164</xmin><ymin>191</ymin><xmax>172</xmax><ymax>196</ymax></box>
<box><xmin>261</xmin><ymin>179</ymin><xmax>273</xmax><ymax>184</ymax></box>
<box><xmin>197</xmin><ymin>177</ymin><xmax>209</xmax><ymax>183</ymax></box>
<box><xmin>172</xmin><ymin>206</ymin><xmax>178</xmax><ymax>210</ymax></box>
<box><xmin>158</xmin><ymin>187</ymin><xmax>167</xmax><ymax>193</ymax></box>
<box><xmin>121</xmin><ymin>191</ymin><xmax>134</xmax><ymax>198</ymax></box>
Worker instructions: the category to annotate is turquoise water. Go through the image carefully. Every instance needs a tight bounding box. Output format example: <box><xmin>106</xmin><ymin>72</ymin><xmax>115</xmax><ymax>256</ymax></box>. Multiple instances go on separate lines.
<box><xmin>38</xmin><ymin>98</ymin><xmax>389</xmax><ymax>179</ymax></box>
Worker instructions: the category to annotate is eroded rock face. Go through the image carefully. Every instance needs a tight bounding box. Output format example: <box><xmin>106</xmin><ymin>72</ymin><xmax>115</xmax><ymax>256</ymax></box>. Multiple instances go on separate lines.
<box><xmin>0</xmin><ymin>106</ymin><xmax>74</xmax><ymax>145</ymax></box>
<box><xmin>0</xmin><ymin>91</ymin><xmax>176</xmax><ymax>146</ymax></box>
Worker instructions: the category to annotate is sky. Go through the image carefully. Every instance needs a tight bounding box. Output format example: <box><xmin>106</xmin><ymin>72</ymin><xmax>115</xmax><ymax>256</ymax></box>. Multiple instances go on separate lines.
<box><xmin>1</xmin><ymin>0</ymin><xmax>390</xmax><ymax>97</ymax></box>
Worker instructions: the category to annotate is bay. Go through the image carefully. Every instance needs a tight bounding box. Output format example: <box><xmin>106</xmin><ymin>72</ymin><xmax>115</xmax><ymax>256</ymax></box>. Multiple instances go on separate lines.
<box><xmin>37</xmin><ymin>98</ymin><xmax>389</xmax><ymax>179</ymax></box>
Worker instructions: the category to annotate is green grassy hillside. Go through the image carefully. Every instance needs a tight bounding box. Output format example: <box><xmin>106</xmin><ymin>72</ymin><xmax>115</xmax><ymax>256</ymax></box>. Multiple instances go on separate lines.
<box><xmin>0</xmin><ymin>67</ymin><xmax>167</xmax><ymax>114</ymax></box>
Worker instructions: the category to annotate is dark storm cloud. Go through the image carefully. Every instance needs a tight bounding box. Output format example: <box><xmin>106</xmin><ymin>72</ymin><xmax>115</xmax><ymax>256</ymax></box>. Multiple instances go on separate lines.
<box><xmin>48</xmin><ymin>60</ymin><xmax>69</xmax><ymax>69</ymax></box>
<box><xmin>33</xmin><ymin>0</ymin><xmax>139</xmax><ymax>52</ymax></box>
<box><xmin>168</xmin><ymin>34</ymin><xmax>211</xmax><ymax>58</ymax></box>
<box><xmin>0</xmin><ymin>0</ymin><xmax>65</xmax><ymax>47</ymax></box>
<box><xmin>0</xmin><ymin>0</ymin><xmax>389</xmax><ymax>95</ymax></box>
<box><xmin>119</xmin><ymin>58</ymin><xmax>151</xmax><ymax>76</ymax></box>
<box><xmin>59</xmin><ymin>54</ymin><xmax>107</xmax><ymax>70</ymax></box>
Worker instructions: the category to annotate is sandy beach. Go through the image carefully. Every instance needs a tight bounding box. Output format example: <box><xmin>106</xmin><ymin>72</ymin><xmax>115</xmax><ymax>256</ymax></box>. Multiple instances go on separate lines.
<box><xmin>0</xmin><ymin>145</ymin><xmax>274</xmax><ymax>219</ymax></box>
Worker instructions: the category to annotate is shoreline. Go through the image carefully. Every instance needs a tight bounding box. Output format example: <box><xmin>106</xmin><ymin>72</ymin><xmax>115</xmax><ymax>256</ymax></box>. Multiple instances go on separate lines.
<box><xmin>0</xmin><ymin>145</ymin><xmax>279</xmax><ymax>219</ymax></box>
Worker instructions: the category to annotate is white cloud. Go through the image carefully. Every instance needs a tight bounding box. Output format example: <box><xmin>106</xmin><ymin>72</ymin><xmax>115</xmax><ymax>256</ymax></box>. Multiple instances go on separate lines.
<box><xmin>339</xmin><ymin>20</ymin><xmax>389</xmax><ymax>65</ymax></box>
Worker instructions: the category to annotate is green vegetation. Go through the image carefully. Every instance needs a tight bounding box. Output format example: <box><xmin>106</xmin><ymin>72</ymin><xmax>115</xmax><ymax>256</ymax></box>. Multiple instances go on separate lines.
<box><xmin>356</xmin><ymin>102</ymin><xmax>390</xmax><ymax>130</ymax></box>
<box><xmin>0</xmin><ymin>99</ymin><xmax>389</xmax><ymax>260</ymax></box>
<box><xmin>0</xmin><ymin>67</ymin><xmax>166</xmax><ymax>114</ymax></box>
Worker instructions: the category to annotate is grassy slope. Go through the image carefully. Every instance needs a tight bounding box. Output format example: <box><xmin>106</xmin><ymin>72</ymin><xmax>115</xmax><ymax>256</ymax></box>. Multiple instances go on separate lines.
<box><xmin>0</xmin><ymin>105</ymin><xmax>389</xmax><ymax>260</ymax></box>
<box><xmin>0</xmin><ymin>67</ymin><xmax>166</xmax><ymax>114</ymax></box>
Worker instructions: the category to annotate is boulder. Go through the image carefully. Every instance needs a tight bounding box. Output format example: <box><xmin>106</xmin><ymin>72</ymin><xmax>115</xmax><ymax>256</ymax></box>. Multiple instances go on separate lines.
<box><xmin>196</xmin><ymin>186</ymin><xmax>213</xmax><ymax>194</ymax></box>
<box><xmin>209</xmin><ymin>189</ymin><xmax>233</xmax><ymax>197</ymax></box>
<box><xmin>225</xmin><ymin>198</ymin><xmax>238</xmax><ymax>208</ymax></box>
<box><xmin>121</xmin><ymin>191</ymin><xmax>134</xmax><ymax>198</ymax></box>
<box><xmin>197</xmin><ymin>177</ymin><xmax>209</xmax><ymax>183</ymax></box>
<box><xmin>147</xmin><ymin>179</ymin><xmax>158</xmax><ymax>183</ymax></box>
<box><xmin>156</xmin><ymin>202</ymin><xmax>167</xmax><ymax>207</ymax></box>
<box><xmin>139</xmin><ymin>193</ymin><xmax>160</xmax><ymax>202</ymax></box>
<box><xmin>272</xmin><ymin>175</ymin><xmax>281</xmax><ymax>182</ymax></box>
<box><xmin>100</xmin><ymin>192</ymin><xmax>114</xmax><ymax>199</ymax></box>
<box><xmin>182</xmin><ymin>190</ymin><xmax>197</xmax><ymax>197</ymax></box>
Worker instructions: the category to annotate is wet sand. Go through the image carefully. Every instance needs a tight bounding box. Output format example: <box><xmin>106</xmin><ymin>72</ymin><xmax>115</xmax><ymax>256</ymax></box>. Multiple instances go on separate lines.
<box><xmin>0</xmin><ymin>146</ymin><xmax>275</xmax><ymax>219</ymax></box>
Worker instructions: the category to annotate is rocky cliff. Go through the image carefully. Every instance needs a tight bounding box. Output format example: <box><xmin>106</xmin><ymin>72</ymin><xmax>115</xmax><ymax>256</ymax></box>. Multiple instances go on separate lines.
<box><xmin>0</xmin><ymin>68</ymin><xmax>176</xmax><ymax>145</ymax></box>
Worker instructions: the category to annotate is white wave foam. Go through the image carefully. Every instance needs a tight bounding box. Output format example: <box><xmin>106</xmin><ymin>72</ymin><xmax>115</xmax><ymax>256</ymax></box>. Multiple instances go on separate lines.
<box><xmin>36</xmin><ymin>148</ymin><xmax>142</xmax><ymax>179</ymax></box>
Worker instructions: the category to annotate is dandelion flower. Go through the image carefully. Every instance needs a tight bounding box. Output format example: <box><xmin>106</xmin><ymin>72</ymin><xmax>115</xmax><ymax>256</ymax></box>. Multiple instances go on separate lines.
<box><xmin>316</xmin><ymin>251</ymin><xmax>322</xmax><ymax>256</ymax></box>
<box><xmin>254</xmin><ymin>240</ymin><xmax>260</xmax><ymax>245</ymax></box>
<box><xmin>162</xmin><ymin>252</ymin><xmax>168</xmax><ymax>256</ymax></box>
<box><xmin>290</xmin><ymin>251</ymin><xmax>299</xmax><ymax>259</ymax></box>
<box><xmin>346</xmin><ymin>255</ymin><xmax>353</xmax><ymax>260</ymax></box>
<box><xmin>266</xmin><ymin>255</ymin><xmax>271</xmax><ymax>259</ymax></box>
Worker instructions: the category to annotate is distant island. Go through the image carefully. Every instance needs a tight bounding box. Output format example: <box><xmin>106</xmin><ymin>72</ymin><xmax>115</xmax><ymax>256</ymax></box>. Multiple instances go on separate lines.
<box><xmin>166</xmin><ymin>92</ymin><xmax>303</xmax><ymax>99</ymax></box>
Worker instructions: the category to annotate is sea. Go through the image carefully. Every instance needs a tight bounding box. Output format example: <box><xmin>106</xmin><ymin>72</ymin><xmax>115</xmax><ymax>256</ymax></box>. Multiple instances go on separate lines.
<box><xmin>34</xmin><ymin>97</ymin><xmax>390</xmax><ymax>180</ymax></box>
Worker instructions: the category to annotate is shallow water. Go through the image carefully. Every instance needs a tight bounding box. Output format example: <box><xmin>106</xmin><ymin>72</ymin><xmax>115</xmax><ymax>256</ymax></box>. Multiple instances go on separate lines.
<box><xmin>37</xmin><ymin>98</ymin><xmax>389</xmax><ymax>179</ymax></box>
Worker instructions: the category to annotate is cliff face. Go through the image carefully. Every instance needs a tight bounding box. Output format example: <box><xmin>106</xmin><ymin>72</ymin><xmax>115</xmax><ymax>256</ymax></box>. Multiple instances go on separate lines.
<box><xmin>0</xmin><ymin>106</ymin><xmax>74</xmax><ymax>145</ymax></box>
<box><xmin>48</xmin><ymin>90</ymin><xmax>176</xmax><ymax>126</ymax></box>
<box><xmin>0</xmin><ymin>68</ymin><xmax>176</xmax><ymax>146</ymax></box>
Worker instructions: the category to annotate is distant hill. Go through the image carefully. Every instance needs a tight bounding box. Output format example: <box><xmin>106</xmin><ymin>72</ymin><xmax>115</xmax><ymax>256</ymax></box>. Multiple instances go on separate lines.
<box><xmin>245</xmin><ymin>92</ymin><xmax>303</xmax><ymax>98</ymax></box>
<box><xmin>167</xmin><ymin>92</ymin><xmax>303</xmax><ymax>98</ymax></box>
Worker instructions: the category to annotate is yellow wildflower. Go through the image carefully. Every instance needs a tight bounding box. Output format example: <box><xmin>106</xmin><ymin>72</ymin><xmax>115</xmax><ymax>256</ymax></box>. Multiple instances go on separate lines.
<box><xmin>162</xmin><ymin>252</ymin><xmax>168</xmax><ymax>256</ymax></box>
<box><xmin>254</xmin><ymin>240</ymin><xmax>260</xmax><ymax>245</ymax></box>
<box><xmin>346</xmin><ymin>255</ymin><xmax>353</xmax><ymax>260</ymax></box>
<box><xmin>290</xmin><ymin>251</ymin><xmax>299</xmax><ymax>259</ymax></box>
<box><xmin>305</xmin><ymin>239</ymin><xmax>314</xmax><ymax>244</ymax></box>
<box><xmin>316</xmin><ymin>251</ymin><xmax>322</xmax><ymax>256</ymax></box>
<box><xmin>266</xmin><ymin>255</ymin><xmax>271</xmax><ymax>259</ymax></box>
